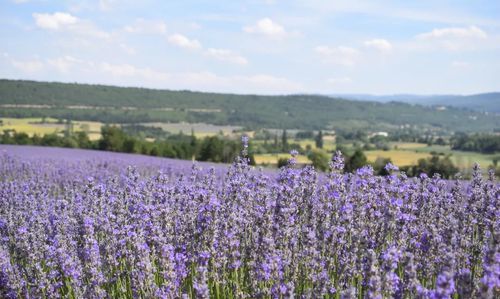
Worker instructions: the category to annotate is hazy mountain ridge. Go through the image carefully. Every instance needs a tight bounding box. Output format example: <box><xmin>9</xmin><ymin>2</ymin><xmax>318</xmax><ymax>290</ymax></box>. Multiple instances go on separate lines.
<box><xmin>331</xmin><ymin>93</ymin><xmax>500</xmax><ymax>113</ymax></box>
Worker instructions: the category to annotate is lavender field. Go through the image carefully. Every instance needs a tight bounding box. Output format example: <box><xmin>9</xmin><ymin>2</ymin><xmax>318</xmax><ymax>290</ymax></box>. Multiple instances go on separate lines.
<box><xmin>0</xmin><ymin>144</ymin><xmax>498</xmax><ymax>299</ymax></box>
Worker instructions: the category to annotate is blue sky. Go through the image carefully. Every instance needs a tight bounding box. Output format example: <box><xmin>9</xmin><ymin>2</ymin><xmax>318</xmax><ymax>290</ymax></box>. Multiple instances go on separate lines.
<box><xmin>0</xmin><ymin>0</ymin><xmax>499</xmax><ymax>95</ymax></box>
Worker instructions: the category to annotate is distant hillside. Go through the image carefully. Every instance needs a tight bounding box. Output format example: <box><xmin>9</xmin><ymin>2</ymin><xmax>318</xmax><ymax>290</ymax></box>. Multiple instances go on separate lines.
<box><xmin>417</xmin><ymin>93</ymin><xmax>500</xmax><ymax>113</ymax></box>
<box><xmin>332</xmin><ymin>93</ymin><xmax>500</xmax><ymax>113</ymax></box>
<box><xmin>0</xmin><ymin>79</ymin><xmax>499</xmax><ymax>132</ymax></box>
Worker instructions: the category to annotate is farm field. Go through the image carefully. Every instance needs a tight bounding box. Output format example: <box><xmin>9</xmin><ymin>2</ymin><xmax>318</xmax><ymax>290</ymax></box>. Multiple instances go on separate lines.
<box><xmin>0</xmin><ymin>117</ymin><xmax>244</xmax><ymax>140</ymax></box>
<box><xmin>365</xmin><ymin>142</ymin><xmax>497</xmax><ymax>170</ymax></box>
<box><xmin>0</xmin><ymin>144</ymin><xmax>497</xmax><ymax>298</ymax></box>
<box><xmin>0</xmin><ymin>117</ymin><xmax>66</xmax><ymax>135</ymax></box>
<box><xmin>364</xmin><ymin>149</ymin><xmax>431</xmax><ymax>166</ymax></box>
<box><xmin>295</xmin><ymin>136</ymin><xmax>336</xmax><ymax>151</ymax></box>
<box><xmin>0</xmin><ymin>117</ymin><xmax>104</xmax><ymax>140</ymax></box>
<box><xmin>139</xmin><ymin>122</ymin><xmax>242</xmax><ymax>137</ymax></box>
<box><xmin>253</xmin><ymin>153</ymin><xmax>310</xmax><ymax>165</ymax></box>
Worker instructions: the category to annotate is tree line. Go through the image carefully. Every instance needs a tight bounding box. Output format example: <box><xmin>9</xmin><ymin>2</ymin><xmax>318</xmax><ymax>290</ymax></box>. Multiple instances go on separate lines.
<box><xmin>0</xmin><ymin>126</ymin><xmax>479</xmax><ymax>178</ymax></box>
<box><xmin>0</xmin><ymin>126</ymin><xmax>255</xmax><ymax>165</ymax></box>
<box><xmin>450</xmin><ymin>133</ymin><xmax>500</xmax><ymax>154</ymax></box>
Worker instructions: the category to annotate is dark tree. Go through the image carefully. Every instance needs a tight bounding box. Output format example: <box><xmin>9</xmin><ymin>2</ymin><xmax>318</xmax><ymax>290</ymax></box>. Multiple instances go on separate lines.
<box><xmin>345</xmin><ymin>149</ymin><xmax>368</xmax><ymax>172</ymax></box>
<box><xmin>315</xmin><ymin>130</ymin><xmax>324</xmax><ymax>149</ymax></box>
<box><xmin>282</xmin><ymin>130</ymin><xmax>288</xmax><ymax>152</ymax></box>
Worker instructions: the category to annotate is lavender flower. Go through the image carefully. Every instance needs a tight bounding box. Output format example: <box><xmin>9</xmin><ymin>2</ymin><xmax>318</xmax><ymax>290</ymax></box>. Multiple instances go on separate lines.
<box><xmin>0</xmin><ymin>143</ymin><xmax>497</xmax><ymax>298</ymax></box>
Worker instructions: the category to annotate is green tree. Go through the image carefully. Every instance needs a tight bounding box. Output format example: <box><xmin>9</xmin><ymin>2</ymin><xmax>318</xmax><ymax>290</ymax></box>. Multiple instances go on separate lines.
<box><xmin>150</xmin><ymin>146</ymin><xmax>159</xmax><ymax>156</ymax></box>
<box><xmin>64</xmin><ymin>119</ymin><xmax>73</xmax><ymax>138</ymax></box>
<box><xmin>315</xmin><ymin>130</ymin><xmax>323</xmax><ymax>149</ymax></box>
<box><xmin>403</xmin><ymin>154</ymin><xmax>459</xmax><ymax>179</ymax></box>
<box><xmin>198</xmin><ymin>136</ymin><xmax>223</xmax><ymax>162</ymax></box>
<box><xmin>99</xmin><ymin>126</ymin><xmax>127</xmax><ymax>152</ymax></box>
<box><xmin>308</xmin><ymin>149</ymin><xmax>329</xmax><ymax>171</ymax></box>
<box><xmin>345</xmin><ymin>149</ymin><xmax>367</xmax><ymax>172</ymax></box>
<box><xmin>13</xmin><ymin>132</ymin><xmax>31</xmax><ymax>145</ymax></box>
<box><xmin>122</xmin><ymin>137</ymin><xmax>137</xmax><ymax>153</ymax></box>
<box><xmin>373</xmin><ymin>157</ymin><xmax>392</xmax><ymax>176</ymax></box>
<box><xmin>277</xmin><ymin>157</ymin><xmax>288</xmax><ymax>168</ymax></box>
<box><xmin>282</xmin><ymin>130</ymin><xmax>288</xmax><ymax>152</ymax></box>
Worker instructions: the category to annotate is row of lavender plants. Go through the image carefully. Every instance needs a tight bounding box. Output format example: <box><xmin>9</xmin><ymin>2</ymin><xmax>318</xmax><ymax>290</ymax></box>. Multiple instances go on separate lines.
<box><xmin>0</xmin><ymin>142</ymin><xmax>498</xmax><ymax>298</ymax></box>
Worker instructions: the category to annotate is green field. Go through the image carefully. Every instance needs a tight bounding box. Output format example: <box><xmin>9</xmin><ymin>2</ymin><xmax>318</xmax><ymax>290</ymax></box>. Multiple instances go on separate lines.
<box><xmin>365</xmin><ymin>142</ymin><xmax>497</xmax><ymax>171</ymax></box>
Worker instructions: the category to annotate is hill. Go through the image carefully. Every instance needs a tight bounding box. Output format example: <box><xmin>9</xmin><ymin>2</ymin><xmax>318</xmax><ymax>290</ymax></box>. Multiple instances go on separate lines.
<box><xmin>332</xmin><ymin>93</ymin><xmax>500</xmax><ymax>113</ymax></box>
<box><xmin>0</xmin><ymin>79</ymin><xmax>499</xmax><ymax>132</ymax></box>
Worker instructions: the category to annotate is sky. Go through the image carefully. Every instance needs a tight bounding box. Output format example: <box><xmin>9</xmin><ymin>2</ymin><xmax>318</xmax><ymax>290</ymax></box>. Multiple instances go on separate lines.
<box><xmin>0</xmin><ymin>0</ymin><xmax>499</xmax><ymax>95</ymax></box>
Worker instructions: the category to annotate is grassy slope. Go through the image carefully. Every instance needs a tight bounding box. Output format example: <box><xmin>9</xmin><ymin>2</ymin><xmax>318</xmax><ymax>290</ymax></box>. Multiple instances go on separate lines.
<box><xmin>1</xmin><ymin>79</ymin><xmax>498</xmax><ymax>132</ymax></box>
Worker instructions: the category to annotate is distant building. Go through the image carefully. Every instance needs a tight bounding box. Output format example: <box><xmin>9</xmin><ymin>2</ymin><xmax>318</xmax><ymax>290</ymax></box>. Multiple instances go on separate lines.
<box><xmin>369</xmin><ymin>131</ymin><xmax>389</xmax><ymax>138</ymax></box>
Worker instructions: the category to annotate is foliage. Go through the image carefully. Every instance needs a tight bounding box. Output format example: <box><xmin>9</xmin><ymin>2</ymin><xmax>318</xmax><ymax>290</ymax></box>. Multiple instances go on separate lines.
<box><xmin>307</xmin><ymin>148</ymin><xmax>329</xmax><ymax>171</ymax></box>
<box><xmin>281</xmin><ymin>130</ymin><xmax>288</xmax><ymax>152</ymax></box>
<box><xmin>1</xmin><ymin>79</ymin><xmax>498</xmax><ymax>132</ymax></box>
<box><xmin>295</xmin><ymin>130</ymin><xmax>315</xmax><ymax>139</ymax></box>
<box><xmin>0</xmin><ymin>126</ymin><xmax>255</xmax><ymax>165</ymax></box>
<box><xmin>344</xmin><ymin>149</ymin><xmax>368</xmax><ymax>173</ymax></box>
<box><xmin>277</xmin><ymin>157</ymin><xmax>289</xmax><ymax>168</ymax></box>
<box><xmin>401</xmin><ymin>154</ymin><xmax>460</xmax><ymax>179</ymax></box>
<box><xmin>315</xmin><ymin>130</ymin><xmax>323</xmax><ymax>149</ymax></box>
<box><xmin>451</xmin><ymin>133</ymin><xmax>500</xmax><ymax>154</ymax></box>
<box><xmin>372</xmin><ymin>157</ymin><xmax>393</xmax><ymax>176</ymax></box>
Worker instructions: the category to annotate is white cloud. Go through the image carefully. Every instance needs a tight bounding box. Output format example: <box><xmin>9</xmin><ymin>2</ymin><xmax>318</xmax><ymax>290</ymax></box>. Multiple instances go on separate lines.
<box><xmin>417</xmin><ymin>26</ymin><xmax>487</xmax><ymax>40</ymax></box>
<box><xmin>299</xmin><ymin>2</ymin><xmax>500</xmax><ymax>28</ymax></box>
<box><xmin>124</xmin><ymin>19</ymin><xmax>167</xmax><ymax>35</ymax></box>
<box><xmin>11</xmin><ymin>59</ymin><xmax>44</xmax><ymax>72</ymax></box>
<box><xmin>189</xmin><ymin>22</ymin><xmax>202</xmax><ymax>30</ymax></box>
<box><xmin>99</xmin><ymin>0</ymin><xmax>117</xmax><ymax>11</ymax></box>
<box><xmin>364</xmin><ymin>39</ymin><xmax>392</xmax><ymax>52</ymax></box>
<box><xmin>451</xmin><ymin>61</ymin><xmax>470</xmax><ymax>68</ymax></box>
<box><xmin>315</xmin><ymin>46</ymin><xmax>359</xmax><ymax>66</ymax></box>
<box><xmin>96</xmin><ymin>62</ymin><xmax>300</xmax><ymax>93</ymax></box>
<box><xmin>205</xmin><ymin>48</ymin><xmax>248</xmax><ymax>65</ymax></box>
<box><xmin>32</xmin><ymin>12</ymin><xmax>111</xmax><ymax>40</ymax></box>
<box><xmin>46</xmin><ymin>56</ymin><xmax>82</xmax><ymax>73</ymax></box>
<box><xmin>5</xmin><ymin>54</ymin><xmax>301</xmax><ymax>94</ymax></box>
<box><xmin>32</xmin><ymin>12</ymin><xmax>78</xmax><ymax>30</ymax></box>
<box><xmin>119</xmin><ymin>44</ymin><xmax>136</xmax><ymax>55</ymax></box>
<box><xmin>326</xmin><ymin>77</ymin><xmax>352</xmax><ymax>85</ymax></box>
<box><xmin>168</xmin><ymin>34</ymin><xmax>202</xmax><ymax>50</ymax></box>
<box><xmin>243</xmin><ymin>18</ymin><xmax>286</xmax><ymax>37</ymax></box>
<box><xmin>177</xmin><ymin>72</ymin><xmax>302</xmax><ymax>94</ymax></box>
<box><xmin>413</xmin><ymin>26</ymin><xmax>488</xmax><ymax>51</ymax></box>
<box><xmin>100</xmin><ymin>62</ymin><xmax>169</xmax><ymax>80</ymax></box>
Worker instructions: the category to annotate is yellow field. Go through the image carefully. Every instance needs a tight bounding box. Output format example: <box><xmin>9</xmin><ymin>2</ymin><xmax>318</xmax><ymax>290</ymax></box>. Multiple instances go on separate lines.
<box><xmin>254</xmin><ymin>153</ymin><xmax>310</xmax><ymax>165</ymax></box>
<box><xmin>0</xmin><ymin>118</ymin><xmax>104</xmax><ymax>140</ymax></box>
<box><xmin>365</xmin><ymin>150</ymin><xmax>431</xmax><ymax>166</ymax></box>
<box><xmin>75</xmin><ymin>121</ymin><xmax>104</xmax><ymax>140</ymax></box>
<box><xmin>390</xmin><ymin>142</ymin><xmax>427</xmax><ymax>150</ymax></box>
<box><xmin>0</xmin><ymin>117</ymin><xmax>65</xmax><ymax>136</ymax></box>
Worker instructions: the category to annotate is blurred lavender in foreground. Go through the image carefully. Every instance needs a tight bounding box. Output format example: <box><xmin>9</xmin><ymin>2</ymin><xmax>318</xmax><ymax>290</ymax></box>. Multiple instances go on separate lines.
<box><xmin>0</xmin><ymin>145</ymin><xmax>498</xmax><ymax>298</ymax></box>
